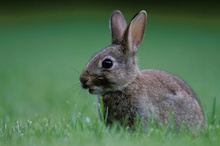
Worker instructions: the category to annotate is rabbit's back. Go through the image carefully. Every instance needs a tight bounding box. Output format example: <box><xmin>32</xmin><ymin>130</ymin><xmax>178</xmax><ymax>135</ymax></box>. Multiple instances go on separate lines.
<box><xmin>139</xmin><ymin>69</ymin><xmax>197</xmax><ymax>99</ymax></box>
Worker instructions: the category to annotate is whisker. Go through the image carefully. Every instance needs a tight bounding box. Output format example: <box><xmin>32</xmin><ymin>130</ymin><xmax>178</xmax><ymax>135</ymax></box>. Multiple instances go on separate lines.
<box><xmin>72</xmin><ymin>67</ymin><xmax>81</xmax><ymax>76</ymax></box>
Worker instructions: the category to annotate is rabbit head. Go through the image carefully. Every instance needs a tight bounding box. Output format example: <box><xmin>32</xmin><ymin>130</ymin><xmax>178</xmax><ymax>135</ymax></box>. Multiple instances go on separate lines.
<box><xmin>80</xmin><ymin>10</ymin><xmax>147</xmax><ymax>95</ymax></box>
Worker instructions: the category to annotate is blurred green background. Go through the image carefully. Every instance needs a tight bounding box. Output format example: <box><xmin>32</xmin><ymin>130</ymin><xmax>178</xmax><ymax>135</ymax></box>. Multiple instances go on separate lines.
<box><xmin>0</xmin><ymin>0</ymin><xmax>220</xmax><ymax>125</ymax></box>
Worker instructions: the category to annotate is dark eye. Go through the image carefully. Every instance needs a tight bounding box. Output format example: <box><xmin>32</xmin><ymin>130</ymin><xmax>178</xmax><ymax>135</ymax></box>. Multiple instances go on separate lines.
<box><xmin>102</xmin><ymin>58</ymin><xmax>113</xmax><ymax>69</ymax></box>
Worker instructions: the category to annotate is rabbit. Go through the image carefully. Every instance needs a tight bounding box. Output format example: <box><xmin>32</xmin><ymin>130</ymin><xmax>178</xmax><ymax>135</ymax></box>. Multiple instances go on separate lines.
<box><xmin>79</xmin><ymin>10</ymin><xmax>205</xmax><ymax>130</ymax></box>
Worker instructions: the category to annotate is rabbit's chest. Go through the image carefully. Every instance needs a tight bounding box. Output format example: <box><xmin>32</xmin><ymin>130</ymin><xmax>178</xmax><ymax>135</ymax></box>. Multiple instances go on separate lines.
<box><xmin>101</xmin><ymin>91</ymin><xmax>139</xmax><ymax>126</ymax></box>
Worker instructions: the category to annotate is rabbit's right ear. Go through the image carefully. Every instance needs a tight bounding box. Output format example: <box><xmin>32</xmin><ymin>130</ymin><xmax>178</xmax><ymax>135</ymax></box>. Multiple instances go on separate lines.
<box><xmin>123</xmin><ymin>10</ymin><xmax>147</xmax><ymax>54</ymax></box>
<box><xmin>110</xmin><ymin>10</ymin><xmax>127</xmax><ymax>44</ymax></box>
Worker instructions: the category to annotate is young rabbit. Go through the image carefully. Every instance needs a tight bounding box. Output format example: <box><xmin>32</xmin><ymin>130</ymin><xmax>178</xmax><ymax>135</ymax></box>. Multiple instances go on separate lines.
<box><xmin>80</xmin><ymin>10</ymin><xmax>204</xmax><ymax>129</ymax></box>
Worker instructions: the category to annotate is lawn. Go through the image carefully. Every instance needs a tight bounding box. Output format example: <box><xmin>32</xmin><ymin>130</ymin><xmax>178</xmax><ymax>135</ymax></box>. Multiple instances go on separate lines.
<box><xmin>0</xmin><ymin>8</ymin><xmax>220</xmax><ymax>145</ymax></box>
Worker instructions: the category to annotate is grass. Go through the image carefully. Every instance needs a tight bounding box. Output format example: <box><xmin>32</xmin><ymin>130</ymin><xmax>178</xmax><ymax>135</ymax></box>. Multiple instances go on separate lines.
<box><xmin>0</xmin><ymin>8</ymin><xmax>220</xmax><ymax>145</ymax></box>
<box><xmin>1</xmin><ymin>113</ymin><xmax>220</xmax><ymax>146</ymax></box>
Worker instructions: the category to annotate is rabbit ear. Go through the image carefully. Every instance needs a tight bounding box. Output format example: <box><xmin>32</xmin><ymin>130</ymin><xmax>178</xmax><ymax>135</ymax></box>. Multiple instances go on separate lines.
<box><xmin>123</xmin><ymin>10</ymin><xmax>147</xmax><ymax>54</ymax></box>
<box><xmin>110</xmin><ymin>10</ymin><xmax>127</xmax><ymax>44</ymax></box>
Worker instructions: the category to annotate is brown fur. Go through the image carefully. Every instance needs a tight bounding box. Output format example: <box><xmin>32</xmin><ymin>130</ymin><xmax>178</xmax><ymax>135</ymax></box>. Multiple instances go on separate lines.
<box><xmin>80</xmin><ymin>10</ymin><xmax>204</xmax><ymax>130</ymax></box>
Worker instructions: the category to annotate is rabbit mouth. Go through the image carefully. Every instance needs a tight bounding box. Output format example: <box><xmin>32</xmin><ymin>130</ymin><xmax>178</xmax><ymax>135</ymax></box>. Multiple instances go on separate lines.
<box><xmin>80</xmin><ymin>81</ymin><xmax>103</xmax><ymax>95</ymax></box>
<box><xmin>88</xmin><ymin>87</ymin><xmax>103</xmax><ymax>95</ymax></box>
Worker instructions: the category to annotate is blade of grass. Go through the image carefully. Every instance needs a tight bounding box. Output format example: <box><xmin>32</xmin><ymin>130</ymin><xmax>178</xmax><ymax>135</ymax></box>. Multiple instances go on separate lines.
<box><xmin>210</xmin><ymin>97</ymin><xmax>217</xmax><ymax>125</ymax></box>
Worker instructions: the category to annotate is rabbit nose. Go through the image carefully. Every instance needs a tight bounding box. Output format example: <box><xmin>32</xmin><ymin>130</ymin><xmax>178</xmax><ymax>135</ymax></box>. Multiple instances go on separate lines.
<box><xmin>80</xmin><ymin>76</ymin><xmax>89</xmax><ymax>88</ymax></box>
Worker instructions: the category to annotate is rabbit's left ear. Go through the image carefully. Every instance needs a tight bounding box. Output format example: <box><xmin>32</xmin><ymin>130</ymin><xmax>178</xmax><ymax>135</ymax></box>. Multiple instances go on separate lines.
<box><xmin>123</xmin><ymin>10</ymin><xmax>147</xmax><ymax>53</ymax></box>
<box><xmin>110</xmin><ymin>10</ymin><xmax>127</xmax><ymax>44</ymax></box>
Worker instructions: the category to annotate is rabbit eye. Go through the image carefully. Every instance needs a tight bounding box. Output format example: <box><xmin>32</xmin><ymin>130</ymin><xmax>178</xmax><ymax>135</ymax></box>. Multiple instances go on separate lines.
<box><xmin>102</xmin><ymin>58</ymin><xmax>113</xmax><ymax>69</ymax></box>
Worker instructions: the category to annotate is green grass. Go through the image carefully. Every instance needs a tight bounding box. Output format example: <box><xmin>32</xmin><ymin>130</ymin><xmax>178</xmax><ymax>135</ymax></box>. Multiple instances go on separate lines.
<box><xmin>0</xmin><ymin>9</ymin><xmax>220</xmax><ymax>145</ymax></box>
